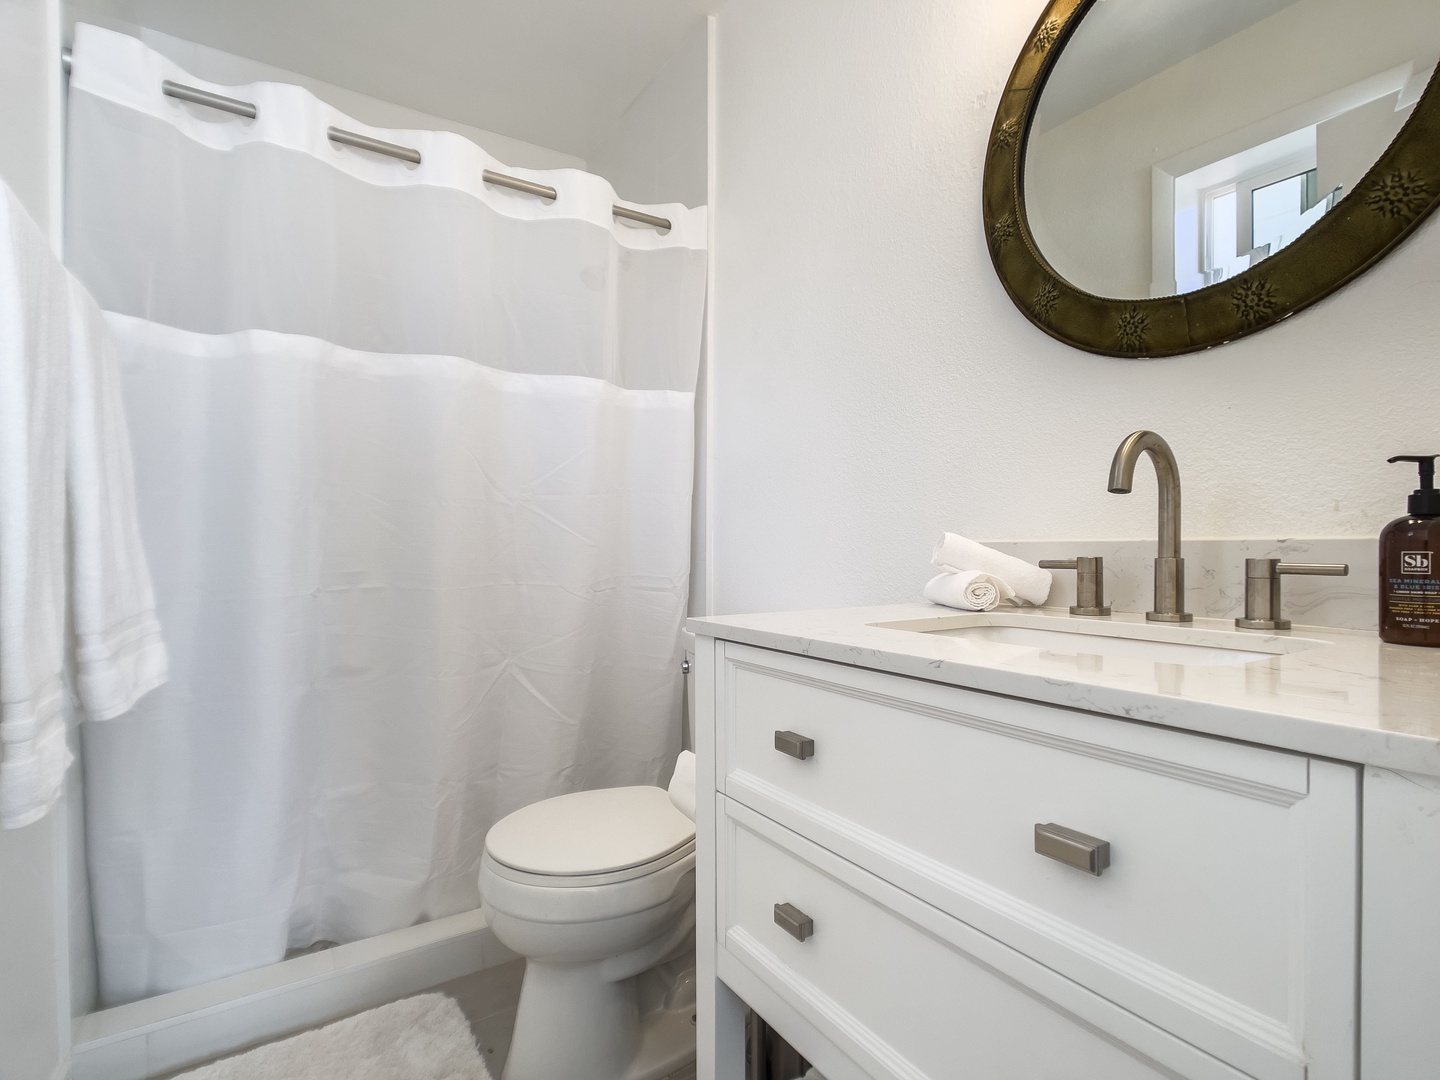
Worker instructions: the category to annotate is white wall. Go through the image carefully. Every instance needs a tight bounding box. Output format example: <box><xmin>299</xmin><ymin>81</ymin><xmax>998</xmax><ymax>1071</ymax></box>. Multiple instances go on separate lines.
<box><xmin>588</xmin><ymin>19</ymin><xmax>708</xmax><ymax>208</ymax></box>
<box><xmin>586</xmin><ymin>18</ymin><xmax>712</xmax><ymax>616</ymax></box>
<box><xmin>0</xmin><ymin>0</ymin><xmax>63</xmax><ymax>233</ymax></box>
<box><xmin>0</xmin><ymin>0</ymin><xmax>71</xmax><ymax>1073</ymax></box>
<box><xmin>708</xmin><ymin>0</ymin><xmax>1440</xmax><ymax>617</ymax></box>
<box><xmin>1318</xmin><ymin>93</ymin><xmax>1411</xmax><ymax>200</ymax></box>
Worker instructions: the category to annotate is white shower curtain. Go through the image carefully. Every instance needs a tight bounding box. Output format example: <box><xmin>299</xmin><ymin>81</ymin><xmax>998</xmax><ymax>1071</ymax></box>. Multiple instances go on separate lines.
<box><xmin>65</xmin><ymin>25</ymin><xmax>707</xmax><ymax>1005</ymax></box>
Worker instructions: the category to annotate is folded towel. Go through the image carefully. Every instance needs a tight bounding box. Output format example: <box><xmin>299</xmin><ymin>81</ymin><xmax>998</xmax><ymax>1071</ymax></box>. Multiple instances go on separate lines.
<box><xmin>931</xmin><ymin>533</ymin><xmax>1053</xmax><ymax>606</ymax></box>
<box><xmin>668</xmin><ymin>750</ymin><xmax>696</xmax><ymax>821</ymax></box>
<box><xmin>0</xmin><ymin>183</ymin><xmax>74</xmax><ymax>828</ymax></box>
<box><xmin>67</xmin><ymin>279</ymin><xmax>168</xmax><ymax>720</ymax></box>
<box><xmin>924</xmin><ymin>571</ymin><xmax>1011</xmax><ymax>612</ymax></box>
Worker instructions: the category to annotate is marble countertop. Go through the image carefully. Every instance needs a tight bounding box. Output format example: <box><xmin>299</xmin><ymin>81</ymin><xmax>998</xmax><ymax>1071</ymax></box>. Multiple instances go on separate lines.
<box><xmin>688</xmin><ymin>604</ymin><xmax>1440</xmax><ymax>777</ymax></box>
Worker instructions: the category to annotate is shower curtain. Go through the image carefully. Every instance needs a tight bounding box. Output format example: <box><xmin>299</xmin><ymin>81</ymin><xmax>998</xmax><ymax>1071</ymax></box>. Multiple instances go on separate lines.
<box><xmin>64</xmin><ymin>25</ymin><xmax>708</xmax><ymax>1005</ymax></box>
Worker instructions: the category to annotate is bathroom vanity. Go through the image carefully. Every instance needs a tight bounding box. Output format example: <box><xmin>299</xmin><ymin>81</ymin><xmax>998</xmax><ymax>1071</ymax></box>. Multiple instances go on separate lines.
<box><xmin>690</xmin><ymin>606</ymin><xmax>1440</xmax><ymax>1080</ymax></box>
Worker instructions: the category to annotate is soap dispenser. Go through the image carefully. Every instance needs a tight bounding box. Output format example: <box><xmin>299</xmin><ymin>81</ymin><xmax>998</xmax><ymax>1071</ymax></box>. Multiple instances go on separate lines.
<box><xmin>1379</xmin><ymin>455</ymin><xmax>1440</xmax><ymax>647</ymax></box>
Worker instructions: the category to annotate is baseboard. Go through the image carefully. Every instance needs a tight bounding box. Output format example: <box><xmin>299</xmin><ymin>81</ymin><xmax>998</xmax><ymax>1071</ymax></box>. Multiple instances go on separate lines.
<box><xmin>70</xmin><ymin>908</ymin><xmax>512</xmax><ymax>1080</ymax></box>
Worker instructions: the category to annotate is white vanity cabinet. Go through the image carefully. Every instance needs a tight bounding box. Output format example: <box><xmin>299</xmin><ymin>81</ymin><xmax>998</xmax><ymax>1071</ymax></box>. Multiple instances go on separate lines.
<box><xmin>694</xmin><ymin>637</ymin><xmax>1361</xmax><ymax>1080</ymax></box>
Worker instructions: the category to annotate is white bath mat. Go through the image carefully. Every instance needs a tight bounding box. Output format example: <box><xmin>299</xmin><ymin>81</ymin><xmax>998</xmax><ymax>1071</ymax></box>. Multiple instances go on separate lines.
<box><xmin>175</xmin><ymin>993</ymin><xmax>493</xmax><ymax>1079</ymax></box>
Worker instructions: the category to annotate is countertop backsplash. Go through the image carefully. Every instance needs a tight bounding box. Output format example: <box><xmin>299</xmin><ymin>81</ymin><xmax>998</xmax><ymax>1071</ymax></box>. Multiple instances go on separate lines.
<box><xmin>985</xmin><ymin>539</ymin><xmax>1377</xmax><ymax>632</ymax></box>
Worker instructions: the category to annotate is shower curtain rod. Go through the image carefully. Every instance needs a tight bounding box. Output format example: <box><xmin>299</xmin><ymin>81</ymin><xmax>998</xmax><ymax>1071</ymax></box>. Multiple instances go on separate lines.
<box><xmin>59</xmin><ymin>46</ymin><xmax>674</xmax><ymax>232</ymax></box>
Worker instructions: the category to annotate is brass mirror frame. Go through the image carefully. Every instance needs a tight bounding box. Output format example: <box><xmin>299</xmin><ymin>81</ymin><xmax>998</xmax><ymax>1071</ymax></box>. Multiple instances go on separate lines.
<box><xmin>984</xmin><ymin>0</ymin><xmax>1440</xmax><ymax>358</ymax></box>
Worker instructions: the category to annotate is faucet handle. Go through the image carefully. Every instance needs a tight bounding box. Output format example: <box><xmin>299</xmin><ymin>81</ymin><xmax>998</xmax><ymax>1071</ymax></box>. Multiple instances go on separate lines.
<box><xmin>1235</xmin><ymin>559</ymin><xmax>1349</xmax><ymax>631</ymax></box>
<box><xmin>1039</xmin><ymin>557</ymin><xmax>1112</xmax><ymax>617</ymax></box>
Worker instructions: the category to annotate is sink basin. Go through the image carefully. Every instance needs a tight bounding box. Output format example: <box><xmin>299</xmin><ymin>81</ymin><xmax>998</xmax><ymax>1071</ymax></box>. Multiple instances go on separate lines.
<box><xmin>871</xmin><ymin>612</ymin><xmax>1330</xmax><ymax>668</ymax></box>
<box><xmin>923</xmin><ymin>623</ymin><xmax>1269</xmax><ymax>667</ymax></box>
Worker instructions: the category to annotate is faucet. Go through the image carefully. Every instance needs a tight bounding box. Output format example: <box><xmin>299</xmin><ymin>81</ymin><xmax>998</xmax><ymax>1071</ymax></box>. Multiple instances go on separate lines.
<box><xmin>1107</xmin><ymin>430</ymin><xmax>1192</xmax><ymax>623</ymax></box>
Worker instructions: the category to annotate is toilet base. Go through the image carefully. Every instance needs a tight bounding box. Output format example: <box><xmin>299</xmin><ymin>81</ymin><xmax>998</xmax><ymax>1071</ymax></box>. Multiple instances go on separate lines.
<box><xmin>620</xmin><ymin>997</ymin><xmax>697</xmax><ymax>1080</ymax></box>
<box><xmin>501</xmin><ymin>957</ymin><xmax>696</xmax><ymax>1080</ymax></box>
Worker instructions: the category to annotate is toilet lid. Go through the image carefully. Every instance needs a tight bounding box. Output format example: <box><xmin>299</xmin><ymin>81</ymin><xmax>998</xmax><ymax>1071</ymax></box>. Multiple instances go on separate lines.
<box><xmin>485</xmin><ymin>786</ymin><xmax>696</xmax><ymax>877</ymax></box>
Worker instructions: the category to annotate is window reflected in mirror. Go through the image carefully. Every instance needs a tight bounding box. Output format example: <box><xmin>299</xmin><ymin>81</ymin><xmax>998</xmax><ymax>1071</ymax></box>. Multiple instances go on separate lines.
<box><xmin>1023</xmin><ymin>0</ymin><xmax>1438</xmax><ymax>301</ymax></box>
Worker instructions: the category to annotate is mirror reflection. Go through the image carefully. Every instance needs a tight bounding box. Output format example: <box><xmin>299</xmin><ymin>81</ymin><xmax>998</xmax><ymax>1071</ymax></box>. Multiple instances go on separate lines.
<box><xmin>1024</xmin><ymin>0</ymin><xmax>1440</xmax><ymax>299</ymax></box>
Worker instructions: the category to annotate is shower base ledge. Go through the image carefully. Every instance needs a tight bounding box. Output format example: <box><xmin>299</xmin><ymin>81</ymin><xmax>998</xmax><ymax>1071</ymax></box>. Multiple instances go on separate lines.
<box><xmin>70</xmin><ymin>908</ymin><xmax>509</xmax><ymax>1080</ymax></box>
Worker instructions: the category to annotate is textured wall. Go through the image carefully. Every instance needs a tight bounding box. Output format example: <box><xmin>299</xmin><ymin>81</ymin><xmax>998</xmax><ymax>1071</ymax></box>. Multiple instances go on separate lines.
<box><xmin>0</xmin><ymin>0</ymin><xmax>61</xmax><ymax>232</ymax></box>
<box><xmin>588</xmin><ymin>18</ymin><xmax>708</xmax><ymax>208</ymax></box>
<box><xmin>708</xmin><ymin>0</ymin><xmax>1440</xmax><ymax>616</ymax></box>
<box><xmin>587</xmin><ymin>19</ymin><xmax>711</xmax><ymax>617</ymax></box>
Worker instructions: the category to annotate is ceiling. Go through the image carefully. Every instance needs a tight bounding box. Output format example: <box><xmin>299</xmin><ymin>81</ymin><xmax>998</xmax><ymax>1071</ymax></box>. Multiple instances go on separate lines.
<box><xmin>1036</xmin><ymin>0</ymin><xmax>1308</xmax><ymax>131</ymax></box>
<box><xmin>65</xmin><ymin>0</ymin><xmax>716</xmax><ymax>157</ymax></box>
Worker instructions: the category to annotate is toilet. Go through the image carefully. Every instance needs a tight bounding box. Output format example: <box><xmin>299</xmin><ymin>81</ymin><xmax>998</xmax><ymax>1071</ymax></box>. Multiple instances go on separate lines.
<box><xmin>479</xmin><ymin>634</ymin><xmax>700</xmax><ymax>1080</ymax></box>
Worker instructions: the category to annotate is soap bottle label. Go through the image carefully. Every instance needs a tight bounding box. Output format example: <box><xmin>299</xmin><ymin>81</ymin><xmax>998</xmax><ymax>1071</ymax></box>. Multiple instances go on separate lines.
<box><xmin>1384</xmin><ymin>553</ymin><xmax>1440</xmax><ymax>636</ymax></box>
<box><xmin>1402</xmin><ymin>551</ymin><xmax>1433</xmax><ymax>575</ymax></box>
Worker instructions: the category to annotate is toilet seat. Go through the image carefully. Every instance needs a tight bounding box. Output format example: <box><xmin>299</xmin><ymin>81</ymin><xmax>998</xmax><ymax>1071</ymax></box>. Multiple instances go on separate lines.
<box><xmin>485</xmin><ymin>786</ymin><xmax>696</xmax><ymax>886</ymax></box>
<box><xmin>480</xmin><ymin>785</ymin><xmax>698</xmax><ymax>926</ymax></box>
<box><xmin>485</xmin><ymin>839</ymin><xmax>696</xmax><ymax>888</ymax></box>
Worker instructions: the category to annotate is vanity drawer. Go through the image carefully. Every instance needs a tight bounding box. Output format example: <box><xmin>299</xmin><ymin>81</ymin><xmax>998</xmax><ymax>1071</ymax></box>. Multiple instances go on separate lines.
<box><xmin>718</xmin><ymin>798</ymin><xmax>1238</xmax><ymax>1080</ymax></box>
<box><xmin>717</xmin><ymin>642</ymin><xmax>1357</xmax><ymax>1080</ymax></box>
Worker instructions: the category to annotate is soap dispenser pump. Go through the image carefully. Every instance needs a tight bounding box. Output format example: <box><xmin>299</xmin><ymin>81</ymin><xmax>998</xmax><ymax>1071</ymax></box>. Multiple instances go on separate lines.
<box><xmin>1379</xmin><ymin>455</ymin><xmax>1440</xmax><ymax>647</ymax></box>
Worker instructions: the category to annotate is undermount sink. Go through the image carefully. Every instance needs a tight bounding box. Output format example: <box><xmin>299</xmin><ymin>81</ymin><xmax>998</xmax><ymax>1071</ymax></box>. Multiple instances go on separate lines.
<box><xmin>871</xmin><ymin>611</ymin><xmax>1331</xmax><ymax>668</ymax></box>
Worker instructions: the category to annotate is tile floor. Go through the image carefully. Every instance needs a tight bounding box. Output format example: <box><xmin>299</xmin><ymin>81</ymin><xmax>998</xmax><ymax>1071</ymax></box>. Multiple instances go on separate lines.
<box><xmin>150</xmin><ymin>958</ymin><xmax>697</xmax><ymax>1079</ymax></box>
<box><xmin>433</xmin><ymin>959</ymin><xmax>526</xmax><ymax>1077</ymax></box>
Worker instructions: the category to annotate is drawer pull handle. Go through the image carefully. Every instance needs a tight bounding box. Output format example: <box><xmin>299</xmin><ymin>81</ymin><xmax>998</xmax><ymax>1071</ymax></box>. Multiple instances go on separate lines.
<box><xmin>774</xmin><ymin>730</ymin><xmax>815</xmax><ymax>760</ymax></box>
<box><xmin>774</xmin><ymin>902</ymin><xmax>814</xmax><ymax>942</ymax></box>
<box><xmin>1035</xmin><ymin>823</ymin><xmax>1111</xmax><ymax>876</ymax></box>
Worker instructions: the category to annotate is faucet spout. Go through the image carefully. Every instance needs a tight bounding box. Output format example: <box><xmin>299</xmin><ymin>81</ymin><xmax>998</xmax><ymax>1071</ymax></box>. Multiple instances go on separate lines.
<box><xmin>1107</xmin><ymin>430</ymin><xmax>1191</xmax><ymax>622</ymax></box>
<box><xmin>1108</xmin><ymin>430</ymin><xmax>1182</xmax><ymax>560</ymax></box>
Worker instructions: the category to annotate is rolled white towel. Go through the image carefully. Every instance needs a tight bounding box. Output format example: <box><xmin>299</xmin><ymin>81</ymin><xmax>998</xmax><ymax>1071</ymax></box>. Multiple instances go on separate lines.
<box><xmin>924</xmin><ymin>571</ymin><xmax>1011</xmax><ymax>612</ymax></box>
<box><xmin>667</xmin><ymin>750</ymin><xmax>696</xmax><ymax>821</ymax></box>
<box><xmin>931</xmin><ymin>533</ymin><xmax>1053</xmax><ymax>606</ymax></box>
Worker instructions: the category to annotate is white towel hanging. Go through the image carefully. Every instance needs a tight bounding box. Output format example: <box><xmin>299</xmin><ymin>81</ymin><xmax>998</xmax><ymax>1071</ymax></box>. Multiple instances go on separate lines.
<box><xmin>0</xmin><ymin>180</ymin><xmax>166</xmax><ymax>829</ymax></box>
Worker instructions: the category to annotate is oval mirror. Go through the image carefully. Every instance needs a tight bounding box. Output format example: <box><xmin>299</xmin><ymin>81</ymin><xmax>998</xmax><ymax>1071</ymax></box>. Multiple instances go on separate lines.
<box><xmin>984</xmin><ymin>0</ymin><xmax>1440</xmax><ymax>357</ymax></box>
